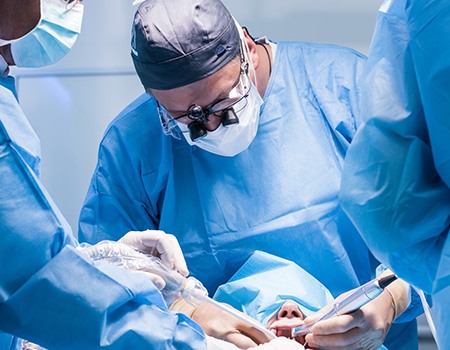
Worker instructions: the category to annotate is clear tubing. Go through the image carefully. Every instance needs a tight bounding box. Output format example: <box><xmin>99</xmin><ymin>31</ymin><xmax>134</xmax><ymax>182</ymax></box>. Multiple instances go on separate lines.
<box><xmin>81</xmin><ymin>241</ymin><xmax>276</xmax><ymax>339</ymax></box>
<box><xmin>80</xmin><ymin>241</ymin><xmax>187</xmax><ymax>302</ymax></box>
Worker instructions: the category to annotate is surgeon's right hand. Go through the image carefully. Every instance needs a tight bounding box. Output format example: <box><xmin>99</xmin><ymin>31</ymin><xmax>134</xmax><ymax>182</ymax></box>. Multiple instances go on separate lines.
<box><xmin>119</xmin><ymin>229</ymin><xmax>189</xmax><ymax>274</ymax></box>
<box><xmin>170</xmin><ymin>299</ymin><xmax>274</xmax><ymax>348</ymax></box>
<box><xmin>118</xmin><ymin>230</ymin><xmax>189</xmax><ymax>289</ymax></box>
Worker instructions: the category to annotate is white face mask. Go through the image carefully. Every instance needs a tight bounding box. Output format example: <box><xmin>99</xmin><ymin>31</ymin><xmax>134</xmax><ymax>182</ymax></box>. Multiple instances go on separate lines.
<box><xmin>181</xmin><ymin>82</ymin><xmax>263</xmax><ymax>157</ymax></box>
<box><xmin>10</xmin><ymin>0</ymin><xmax>84</xmax><ymax>68</ymax></box>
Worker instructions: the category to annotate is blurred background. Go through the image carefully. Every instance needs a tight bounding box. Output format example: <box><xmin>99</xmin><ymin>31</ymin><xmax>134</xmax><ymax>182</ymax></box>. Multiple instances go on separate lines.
<box><xmin>10</xmin><ymin>1</ymin><xmax>436</xmax><ymax>348</ymax></box>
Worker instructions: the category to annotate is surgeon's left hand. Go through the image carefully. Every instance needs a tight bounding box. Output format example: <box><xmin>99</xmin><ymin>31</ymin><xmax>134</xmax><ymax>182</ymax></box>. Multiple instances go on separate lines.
<box><xmin>119</xmin><ymin>230</ymin><xmax>189</xmax><ymax>276</ymax></box>
<box><xmin>303</xmin><ymin>277</ymin><xmax>408</xmax><ymax>350</ymax></box>
<box><xmin>170</xmin><ymin>299</ymin><xmax>274</xmax><ymax>348</ymax></box>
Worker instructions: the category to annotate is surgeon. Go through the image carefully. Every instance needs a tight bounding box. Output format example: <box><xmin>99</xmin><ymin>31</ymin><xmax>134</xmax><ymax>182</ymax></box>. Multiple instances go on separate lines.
<box><xmin>0</xmin><ymin>1</ymin><xmax>282</xmax><ymax>349</ymax></box>
<box><xmin>78</xmin><ymin>0</ymin><xmax>422</xmax><ymax>348</ymax></box>
<box><xmin>340</xmin><ymin>0</ymin><xmax>450</xmax><ymax>348</ymax></box>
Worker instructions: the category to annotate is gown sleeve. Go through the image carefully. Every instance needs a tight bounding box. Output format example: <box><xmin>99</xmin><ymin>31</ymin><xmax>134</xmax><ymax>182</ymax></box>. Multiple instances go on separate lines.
<box><xmin>0</xmin><ymin>84</ymin><xmax>206</xmax><ymax>350</ymax></box>
<box><xmin>340</xmin><ymin>0</ymin><xmax>450</xmax><ymax>295</ymax></box>
<box><xmin>78</xmin><ymin>96</ymin><xmax>165</xmax><ymax>244</ymax></box>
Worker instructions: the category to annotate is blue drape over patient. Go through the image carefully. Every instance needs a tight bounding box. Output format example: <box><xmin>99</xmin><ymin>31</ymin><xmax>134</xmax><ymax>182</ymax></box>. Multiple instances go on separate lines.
<box><xmin>340</xmin><ymin>0</ymin><xmax>450</xmax><ymax>348</ymax></box>
<box><xmin>214</xmin><ymin>251</ymin><xmax>334</xmax><ymax>325</ymax></box>
<box><xmin>79</xmin><ymin>41</ymin><xmax>420</xmax><ymax>349</ymax></box>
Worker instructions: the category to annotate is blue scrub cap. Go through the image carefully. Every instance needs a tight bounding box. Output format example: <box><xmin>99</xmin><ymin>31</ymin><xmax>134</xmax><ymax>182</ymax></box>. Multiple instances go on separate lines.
<box><xmin>213</xmin><ymin>251</ymin><xmax>334</xmax><ymax>326</ymax></box>
<box><xmin>131</xmin><ymin>0</ymin><xmax>240</xmax><ymax>90</ymax></box>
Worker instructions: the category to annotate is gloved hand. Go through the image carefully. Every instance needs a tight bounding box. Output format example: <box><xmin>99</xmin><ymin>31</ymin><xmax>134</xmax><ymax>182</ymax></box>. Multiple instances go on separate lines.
<box><xmin>170</xmin><ymin>299</ymin><xmax>274</xmax><ymax>349</ymax></box>
<box><xmin>248</xmin><ymin>337</ymin><xmax>305</xmax><ymax>350</ymax></box>
<box><xmin>119</xmin><ymin>230</ymin><xmax>188</xmax><ymax>274</ymax></box>
<box><xmin>303</xmin><ymin>273</ymin><xmax>409</xmax><ymax>350</ymax></box>
<box><xmin>119</xmin><ymin>230</ymin><xmax>189</xmax><ymax>289</ymax></box>
<box><xmin>79</xmin><ymin>235</ymin><xmax>188</xmax><ymax>291</ymax></box>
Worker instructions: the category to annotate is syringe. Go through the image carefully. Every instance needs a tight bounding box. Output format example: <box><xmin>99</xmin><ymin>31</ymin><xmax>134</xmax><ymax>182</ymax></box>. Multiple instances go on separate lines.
<box><xmin>82</xmin><ymin>241</ymin><xmax>276</xmax><ymax>340</ymax></box>
<box><xmin>292</xmin><ymin>274</ymin><xmax>398</xmax><ymax>337</ymax></box>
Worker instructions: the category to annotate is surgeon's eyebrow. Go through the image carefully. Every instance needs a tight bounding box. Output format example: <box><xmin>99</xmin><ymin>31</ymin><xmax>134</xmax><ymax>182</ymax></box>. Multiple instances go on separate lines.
<box><xmin>167</xmin><ymin>73</ymin><xmax>241</xmax><ymax>116</ymax></box>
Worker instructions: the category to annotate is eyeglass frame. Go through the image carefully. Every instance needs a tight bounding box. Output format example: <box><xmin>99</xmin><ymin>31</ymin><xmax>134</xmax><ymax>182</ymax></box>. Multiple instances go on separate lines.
<box><xmin>156</xmin><ymin>40</ymin><xmax>253</xmax><ymax>139</ymax></box>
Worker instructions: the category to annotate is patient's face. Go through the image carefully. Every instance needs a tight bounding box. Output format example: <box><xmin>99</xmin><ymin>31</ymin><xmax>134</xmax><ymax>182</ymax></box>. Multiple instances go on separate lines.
<box><xmin>266</xmin><ymin>300</ymin><xmax>306</xmax><ymax>338</ymax></box>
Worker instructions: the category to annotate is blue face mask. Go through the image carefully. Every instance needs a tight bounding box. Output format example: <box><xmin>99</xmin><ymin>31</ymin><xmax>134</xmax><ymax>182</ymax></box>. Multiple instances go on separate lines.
<box><xmin>10</xmin><ymin>0</ymin><xmax>84</xmax><ymax>68</ymax></box>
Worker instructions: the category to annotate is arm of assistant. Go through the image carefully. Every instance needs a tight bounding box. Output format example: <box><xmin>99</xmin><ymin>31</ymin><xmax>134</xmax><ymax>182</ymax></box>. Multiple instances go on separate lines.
<box><xmin>339</xmin><ymin>0</ymin><xmax>450</xmax><ymax>295</ymax></box>
<box><xmin>0</xmin><ymin>127</ymin><xmax>206</xmax><ymax>349</ymax></box>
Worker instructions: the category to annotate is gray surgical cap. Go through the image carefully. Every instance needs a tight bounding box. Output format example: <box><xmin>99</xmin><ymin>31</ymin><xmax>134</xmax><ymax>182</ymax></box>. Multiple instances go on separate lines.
<box><xmin>131</xmin><ymin>0</ymin><xmax>240</xmax><ymax>90</ymax></box>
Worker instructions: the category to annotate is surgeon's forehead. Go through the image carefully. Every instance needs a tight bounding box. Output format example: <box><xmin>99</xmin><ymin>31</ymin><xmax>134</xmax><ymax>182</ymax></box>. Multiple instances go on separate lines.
<box><xmin>150</xmin><ymin>57</ymin><xmax>241</xmax><ymax>115</ymax></box>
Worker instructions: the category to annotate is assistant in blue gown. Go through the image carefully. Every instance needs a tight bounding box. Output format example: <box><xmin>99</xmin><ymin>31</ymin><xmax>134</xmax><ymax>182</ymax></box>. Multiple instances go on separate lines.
<box><xmin>0</xmin><ymin>69</ymin><xmax>206</xmax><ymax>349</ymax></box>
<box><xmin>79</xmin><ymin>40</ymin><xmax>421</xmax><ymax>349</ymax></box>
<box><xmin>340</xmin><ymin>0</ymin><xmax>450</xmax><ymax>348</ymax></box>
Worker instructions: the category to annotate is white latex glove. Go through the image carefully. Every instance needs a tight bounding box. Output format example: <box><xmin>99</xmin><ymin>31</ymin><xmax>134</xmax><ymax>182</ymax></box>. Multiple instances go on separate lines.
<box><xmin>119</xmin><ymin>230</ymin><xmax>189</xmax><ymax>288</ymax></box>
<box><xmin>79</xmin><ymin>238</ymin><xmax>186</xmax><ymax>291</ymax></box>
<box><xmin>248</xmin><ymin>337</ymin><xmax>305</xmax><ymax>350</ymax></box>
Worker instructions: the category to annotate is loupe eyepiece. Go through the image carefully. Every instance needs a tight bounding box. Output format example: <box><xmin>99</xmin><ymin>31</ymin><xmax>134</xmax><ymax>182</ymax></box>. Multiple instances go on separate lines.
<box><xmin>189</xmin><ymin>105</ymin><xmax>204</xmax><ymax>120</ymax></box>
<box><xmin>188</xmin><ymin>122</ymin><xmax>207</xmax><ymax>141</ymax></box>
<box><xmin>221</xmin><ymin>108</ymin><xmax>240</xmax><ymax>126</ymax></box>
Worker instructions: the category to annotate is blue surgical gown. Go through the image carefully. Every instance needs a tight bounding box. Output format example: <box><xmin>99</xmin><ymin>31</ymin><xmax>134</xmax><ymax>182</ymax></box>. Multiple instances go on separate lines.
<box><xmin>79</xmin><ymin>41</ymin><xmax>420</xmax><ymax>349</ymax></box>
<box><xmin>340</xmin><ymin>0</ymin><xmax>450</xmax><ymax>348</ymax></box>
<box><xmin>0</xmin><ymin>75</ymin><xmax>206</xmax><ymax>349</ymax></box>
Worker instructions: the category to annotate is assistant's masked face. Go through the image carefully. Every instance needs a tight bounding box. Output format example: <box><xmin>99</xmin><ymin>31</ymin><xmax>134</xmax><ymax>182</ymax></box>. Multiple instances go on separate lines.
<box><xmin>9</xmin><ymin>0</ymin><xmax>84</xmax><ymax>68</ymax></box>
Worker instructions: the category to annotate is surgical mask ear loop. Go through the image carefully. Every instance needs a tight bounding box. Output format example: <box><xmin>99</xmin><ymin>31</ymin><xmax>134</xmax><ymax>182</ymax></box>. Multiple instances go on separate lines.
<box><xmin>238</xmin><ymin>26</ymin><xmax>258</xmax><ymax>91</ymax></box>
<box><xmin>242</xmin><ymin>26</ymin><xmax>272</xmax><ymax>76</ymax></box>
<box><xmin>413</xmin><ymin>286</ymin><xmax>438</xmax><ymax>345</ymax></box>
<box><xmin>218</xmin><ymin>49</ymin><xmax>247</xmax><ymax>129</ymax></box>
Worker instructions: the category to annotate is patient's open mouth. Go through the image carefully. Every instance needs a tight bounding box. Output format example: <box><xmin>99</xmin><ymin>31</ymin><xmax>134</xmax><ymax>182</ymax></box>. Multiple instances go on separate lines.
<box><xmin>268</xmin><ymin>318</ymin><xmax>305</xmax><ymax>338</ymax></box>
